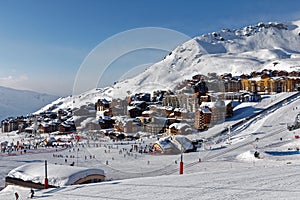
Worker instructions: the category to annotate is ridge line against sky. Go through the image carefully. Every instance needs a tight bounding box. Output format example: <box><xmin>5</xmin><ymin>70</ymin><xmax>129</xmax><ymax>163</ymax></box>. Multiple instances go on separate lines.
<box><xmin>0</xmin><ymin>0</ymin><xmax>300</xmax><ymax>96</ymax></box>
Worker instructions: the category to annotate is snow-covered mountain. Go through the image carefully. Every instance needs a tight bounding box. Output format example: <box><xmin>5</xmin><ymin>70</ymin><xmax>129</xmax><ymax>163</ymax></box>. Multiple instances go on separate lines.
<box><xmin>106</xmin><ymin>20</ymin><xmax>300</xmax><ymax>98</ymax></box>
<box><xmin>38</xmin><ymin>20</ymin><xmax>300</xmax><ymax>112</ymax></box>
<box><xmin>0</xmin><ymin>86</ymin><xmax>58</xmax><ymax>122</ymax></box>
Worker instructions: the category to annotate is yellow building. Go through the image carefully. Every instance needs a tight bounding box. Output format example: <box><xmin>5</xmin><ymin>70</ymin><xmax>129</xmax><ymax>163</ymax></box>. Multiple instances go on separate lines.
<box><xmin>240</xmin><ymin>79</ymin><xmax>257</xmax><ymax>93</ymax></box>
<box><xmin>256</xmin><ymin>78</ymin><xmax>276</xmax><ymax>93</ymax></box>
<box><xmin>242</xmin><ymin>77</ymin><xmax>300</xmax><ymax>94</ymax></box>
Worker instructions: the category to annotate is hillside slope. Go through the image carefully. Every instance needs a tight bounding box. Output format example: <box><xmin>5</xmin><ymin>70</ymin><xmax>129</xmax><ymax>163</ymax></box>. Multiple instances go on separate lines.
<box><xmin>0</xmin><ymin>86</ymin><xmax>58</xmax><ymax>122</ymax></box>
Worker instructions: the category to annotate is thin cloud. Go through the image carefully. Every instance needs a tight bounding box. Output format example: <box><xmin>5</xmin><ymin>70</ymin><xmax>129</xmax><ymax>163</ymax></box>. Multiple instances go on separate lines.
<box><xmin>0</xmin><ymin>74</ymin><xmax>29</xmax><ymax>89</ymax></box>
<box><xmin>0</xmin><ymin>76</ymin><xmax>13</xmax><ymax>81</ymax></box>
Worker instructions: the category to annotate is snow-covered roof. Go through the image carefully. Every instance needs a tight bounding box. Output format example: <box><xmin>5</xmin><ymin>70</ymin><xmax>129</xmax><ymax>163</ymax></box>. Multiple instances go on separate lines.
<box><xmin>249</xmin><ymin>77</ymin><xmax>262</xmax><ymax>81</ymax></box>
<box><xmin>169</xmin><ymin>123</ymin><xmax>190</xmax><ymax>130</ymax></box>
<box><xmin>199</xmin><ymin>107</ymin><xmax>212</xmax><ymax>114</ymax></box>
<box><xmin>98</xmin><ymin>98</ymin><xmax>110</xmax><ymax>105</ymax></box>
<box><xmin>60</xmin><ymin>123</ymin><xmax>70</xmax><ymax>128</ymax></box>
<box><xmin>127</xmin><ymin>106</ymin><xmax>141</xmax><ymax>111</ymax></box>
<box><xmin>180</xmin><ymin>108</ymin><xmax>188</xmax><ymax>113</ymax></box>
<box><xmin>65</xmin><ymin>120</ymin><xmax>74</xmax><ymax>125</ymax></box>
<box><xmin>200</xmin><ymin>102</ymin><xmax>215</xmax><ymax>108</ymax></box>
<box><xmin>40</xmin><ymin>122</ymin><xmax>49</xmax><ymax>127</ymax></box>
<box><xmin>46</xmin><ymin>137</ymin><xmax>56</xmax><ymax>142</ymax></box>
<box><xmin>98</xmin><ymin>116</ymin><xmax>112</xmax><ymax>123</ymax></box>
<box><xmin>224</xmin><ymin>100</ymin><xmax>233</xmax><ymax>106</ymax></box>
<box><xmin>129</xmin><ymin>101</ymin><xmax>145</xmax><ymax>106</ymax></box>
<box><xmin>142</xmin><ymin>110</ymin><xmax>154</xmax><ymax>115</ymax></box>
<box><xmin>53</xmin><ymin>119</ymin><xmax>61</xmax><ymax>124</ymax></box>
<box><xmin>173</xmin><ymin>135</ymin><xmax>194</xmax><ymax>151</ymax></box>
<box><xmin>48</xmin><ymin>121</ymin><xmax>57</xmax><ymax>126</ymax></box>
<box><xmin>164</xmin><ymin>106</ymin><xmax>174</xmax><ymax>111</ymax></box>
<box><xmin>24</xmin><ymin>126</ymin><xmax>34</xmax><ymax>130</ymax></box>
<box><xmin>174</xmin><ymin>108</ymin><xmax>180</xmax><ymax>112</ymax></box>
<box><xmin>113</xmin><ymin>115</ymin><xmax>135</xmax><ymax>123</ymax></box>
<box><xmin>155</xmin><ymin>136</ymin><xmax>181</xmax><ymax>154</ymax></box>
<box><xmin>7</xmin><ymin>162</ymin><xmax>105</xmax><ymax>187</ymax></box>
<box><xmin>155</xmin><ymin>135</ymin><xmax>195</xmax><ymax>154</ymax></box>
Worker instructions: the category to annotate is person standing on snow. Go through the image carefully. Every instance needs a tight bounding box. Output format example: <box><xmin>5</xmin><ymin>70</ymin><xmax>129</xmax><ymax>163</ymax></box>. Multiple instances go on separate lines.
<box><xmin>14</xmin><ymin>192</ymin><xmax>19</xmax><ymax>200</ymax></box>
<box><xmin>30</xmin><ymin>188</ymin><xmax>35</xmax><ymax>198</ymax></box>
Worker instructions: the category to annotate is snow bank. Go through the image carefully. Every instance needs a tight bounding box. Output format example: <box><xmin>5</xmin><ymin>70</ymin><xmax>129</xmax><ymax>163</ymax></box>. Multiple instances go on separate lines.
<box><xmin>237</xmin><ymin>150</ymin><xmax>261</xmax><ymax>162</ymax></box>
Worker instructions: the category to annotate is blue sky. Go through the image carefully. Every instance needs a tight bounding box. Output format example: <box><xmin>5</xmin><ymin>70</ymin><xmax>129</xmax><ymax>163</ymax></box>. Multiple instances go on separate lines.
<box><xmin>0</xmin><ymin>0</ymin><xmax>299</xmax><ymax>96</ymax></box>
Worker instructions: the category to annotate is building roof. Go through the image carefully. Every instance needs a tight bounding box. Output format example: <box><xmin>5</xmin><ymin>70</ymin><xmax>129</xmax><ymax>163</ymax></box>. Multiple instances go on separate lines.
<box><xmin>155</xmin><ymin>135</ymin><xmax>195</xmax><ymax>154</ymax></box>
<box><xmin>199</xmin><ymin>107</ymin><xmax>212</xmax><ymax>114</ymax></box>
<box><xmin>99</xmin><ymin>98</ymin><xmax>110</xmax><ymax>105</ymax></box>
<box><xmin>169</xmin><ymin>123</ymin><xmax>190</xmax><ymax>130</ymax></box>
<box><xmin>7</xmin><ymin>162</ymin><xmax>105</xmax><ymax>187</ymax></box>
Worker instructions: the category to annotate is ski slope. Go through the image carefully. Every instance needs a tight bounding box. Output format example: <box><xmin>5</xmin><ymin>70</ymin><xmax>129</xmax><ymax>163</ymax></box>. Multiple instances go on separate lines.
<box><xmin>1</xmin><ymin>92</ymin><xmax>300</xmax><ymax>199</ymax></box>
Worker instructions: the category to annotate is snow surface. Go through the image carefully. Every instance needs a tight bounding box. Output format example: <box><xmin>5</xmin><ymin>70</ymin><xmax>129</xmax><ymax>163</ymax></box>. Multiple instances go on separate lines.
<box><xmin>4</xmin><ymin>164</ymin><xmax>300</xmax><ymax>200</ymax></box>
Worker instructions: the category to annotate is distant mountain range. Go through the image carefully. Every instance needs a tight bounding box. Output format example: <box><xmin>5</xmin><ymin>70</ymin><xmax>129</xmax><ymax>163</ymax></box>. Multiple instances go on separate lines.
<box><xmin>0</xmin><ymin>86</ymin><xmax>58</xmax><ymax>122</ymax></box>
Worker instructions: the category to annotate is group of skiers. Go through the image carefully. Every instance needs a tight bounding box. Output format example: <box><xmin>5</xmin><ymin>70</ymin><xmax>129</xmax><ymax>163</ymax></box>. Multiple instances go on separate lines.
<box><xmin>14</xmin><ymin>188</ymin><xmax>34</xmax><ymax>199</ymax></box>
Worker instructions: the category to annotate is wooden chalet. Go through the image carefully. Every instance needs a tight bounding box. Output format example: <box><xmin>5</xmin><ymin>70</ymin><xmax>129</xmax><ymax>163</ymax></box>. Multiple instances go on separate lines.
<box><xmin>95</xmin><ymin>99</ymin><xmax>110</xmax><ymax>111</ymax></box>
<box><xmin>168</xmin><ymin>123</ymin><xmax>193</xmax><ymax>135</ymax></box>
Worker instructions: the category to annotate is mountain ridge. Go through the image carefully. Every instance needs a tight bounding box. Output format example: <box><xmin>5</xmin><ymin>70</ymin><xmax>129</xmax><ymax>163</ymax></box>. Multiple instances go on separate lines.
<box><xmin>101</xmin><ymin>20</ymin><xmax>300</xmax><ymax>98</ymax></box>
<box><xmin>0</xmin><ymin>86</ymin><xmax>58</xmax><ymax>122</ymax></box>
<box><xmin>35</xmin><ymin>20</ymin><xmax>300</xmax><ymax>113</ymax></box>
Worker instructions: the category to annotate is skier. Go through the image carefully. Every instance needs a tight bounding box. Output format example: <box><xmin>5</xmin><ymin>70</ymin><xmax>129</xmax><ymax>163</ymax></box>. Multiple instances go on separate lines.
<box><xmin>15</xmin><ymin>192</ymin><xmax>19</xmax><ymax>200</ymax></box>
<box><xmin>30</xmin><ymin>188</ymin><xmax>35</xmax><ymax>198</ymax></box>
